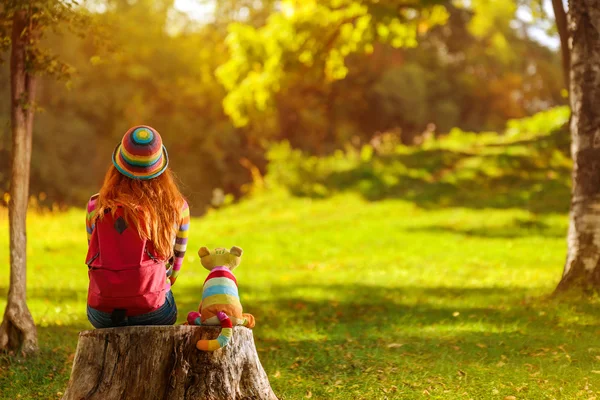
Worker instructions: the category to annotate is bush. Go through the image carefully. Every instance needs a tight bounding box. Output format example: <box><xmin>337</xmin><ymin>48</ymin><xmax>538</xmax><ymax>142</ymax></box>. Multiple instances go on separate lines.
<box><xmin>264</xmin><ymin>107</ymin><xmax>572</xmax><ymax>212</ymax></box>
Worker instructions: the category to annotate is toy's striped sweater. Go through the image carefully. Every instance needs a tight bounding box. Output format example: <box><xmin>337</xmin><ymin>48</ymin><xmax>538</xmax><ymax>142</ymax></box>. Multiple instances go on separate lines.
<box><xmin>189</xmin><ymin>267</ymin><xmax>255</xmax><ymax>351</ymax></box>
<box><xmin>202</xmin><ymin>267</ymin><xmax>241</xmax><ymax>311</ymax></box>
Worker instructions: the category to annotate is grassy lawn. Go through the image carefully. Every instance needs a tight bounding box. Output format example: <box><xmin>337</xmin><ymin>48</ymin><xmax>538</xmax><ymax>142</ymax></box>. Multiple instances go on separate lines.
<box><xmin>2</xmin><ymin>108</ymin><xmax>600</xmax><ymax>399</ymax></box>
<box><xmin>1</xmin><ymin>188</ymin><xmax>600</xmax><ymax>399</ymax></box>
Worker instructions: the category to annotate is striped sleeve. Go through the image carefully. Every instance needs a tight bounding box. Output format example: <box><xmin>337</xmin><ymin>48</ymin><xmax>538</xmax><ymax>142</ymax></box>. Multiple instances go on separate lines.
<box><xmin>170</xmin><ymin>200</ymin><xmax>190</xmax><ymax>285</ymax></box>
<box><xmin>86</xmin><ymin>194</ymin><xmax>99</xmax><ymax>245</ymax></box>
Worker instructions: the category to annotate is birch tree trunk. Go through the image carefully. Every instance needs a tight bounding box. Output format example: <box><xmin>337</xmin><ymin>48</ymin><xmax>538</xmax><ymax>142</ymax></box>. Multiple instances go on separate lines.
<box><xmin>62</xmin><ymin>326</ymin><xmax>278</xmax><ymax>400</ymax></box>
<box><xmin>0</xmin><ymin>9</ymin><xmax>38</xmax><ymax>355</ymax></box>
<box><xmin>557</xmin><ymin>0</ymin><xmax>600</xmax><ymax>292</ymax></box>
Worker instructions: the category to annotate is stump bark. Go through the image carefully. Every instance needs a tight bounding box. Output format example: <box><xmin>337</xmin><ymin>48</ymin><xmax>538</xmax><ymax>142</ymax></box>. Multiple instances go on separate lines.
<box><xmin>62</xmin><ymin>325</ymin><xmax>278</xmax><ymax>400</ymax></box>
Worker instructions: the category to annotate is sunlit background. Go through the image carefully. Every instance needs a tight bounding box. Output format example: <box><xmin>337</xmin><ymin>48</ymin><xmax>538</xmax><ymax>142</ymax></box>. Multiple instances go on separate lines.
<box><xmin>0</xmin><ymin>0</ymin><xmax>568</xmax><ymax>213</ymax></box>
<box><xmin>2</xmin><ymin>1</ymin><xmax>595</xmax><ymax>399</ymax></box>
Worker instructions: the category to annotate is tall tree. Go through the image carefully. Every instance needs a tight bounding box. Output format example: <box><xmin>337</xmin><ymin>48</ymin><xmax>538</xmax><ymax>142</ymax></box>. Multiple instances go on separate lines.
<box><xmin>556</xmin><ymin>0</ymin><xmax>600</xmax><ymax>292</ymax></box>
<box><xmin>0</xmin><ymin>9</ymin><xmax>39</xmax><ymax>355</ymax></box>
<box><xmin>0</xmin><ymin>0</ymin><xmax>87</xmax><ymax>355</ymax></box>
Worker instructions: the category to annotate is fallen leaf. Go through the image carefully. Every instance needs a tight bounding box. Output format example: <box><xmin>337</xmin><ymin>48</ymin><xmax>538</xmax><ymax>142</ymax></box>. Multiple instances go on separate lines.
<box><xmin>476</xmin><ymin>343</ymin><xmax>487</xmax><ymax>349</ymax></box>
<box><xmin>273</xmin><ymin>371</ymin><xmax>281</xmax><ymax>378</ymax></box>
<box><xmin>504</xmin><ymin>396</ymin><xmax>516</xmax><ymax>400</ymax></box>
<box><xmin>387</xmin><ymin>343</ymin><xmax>404</xmax><ymax>348</ymax></box>
<box><xmin>305</xmin><ymin>390</ymin><xmax>312</xmax><ymax>398</ymax></box>
<box><xmin>591</xmin><ymin>370</ymin><xmax>600</xmax><ymax>374</ymax></box>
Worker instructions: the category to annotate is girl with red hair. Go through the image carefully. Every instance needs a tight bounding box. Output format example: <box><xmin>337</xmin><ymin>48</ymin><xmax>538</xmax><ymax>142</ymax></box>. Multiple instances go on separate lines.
<box><xmin>85</xmin><ymin>126</ymin><xmax>190</xmax><ymax>328</ymax></box>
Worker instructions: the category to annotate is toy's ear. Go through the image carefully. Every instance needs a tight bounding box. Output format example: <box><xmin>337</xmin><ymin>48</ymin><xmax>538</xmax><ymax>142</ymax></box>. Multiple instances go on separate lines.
<box><xmin>230</xmin><ymin>246</ymin><xmax>243</xmax><ymax>257</ymax></box>
<box><xmin>198</xmin><ymin>247</ymin><xmax>210</xmax><ymax>258</ymax></box>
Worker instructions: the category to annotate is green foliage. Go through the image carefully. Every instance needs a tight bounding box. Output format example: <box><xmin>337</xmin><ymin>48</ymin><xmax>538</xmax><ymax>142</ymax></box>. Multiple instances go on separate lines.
<box><xmin>1</xmin><ymin>1</ymin><xmax>262</xmax><ymax>211</ymax></box>
<box><xmin>216</xmin><ymin>0</ymin><xmax>565</xmax><ymax>154</ymax></box>
<box><xmin>217</xmin><ymin>0</ymin><xmax>448</xmax><ymax>128</ymax></box>
<box><xmin>0</xmin><ymin>0</ymin><xmax>567</xmax><ymax>211</ymax></box>
<box><xmin>505</xmin><ymin>104</ymin><xmax>571</xmax><ymax>138</ymax></box>
<box><xmin>266</xmin><ymin>106</ymin><xmax>571</xmax><ymax>213</ymax></box>
<box><xmin>467</xmin><ymin>0</ymin><xmax>516</xmax><ymax>61</ymax></box>
<box><xmin>2</xmin><ymin>183</ymin><xmax>600</xmax><ymax>399</ymax></box>
<box><xmin>0</xmin><ymin>0</ymin><xmax>94</xmax><ymax>79</ymax></box>
<box><xmin>371</xmin><ymin>63</ymin><xmax>428</xmax><ymax>129</ymax></box>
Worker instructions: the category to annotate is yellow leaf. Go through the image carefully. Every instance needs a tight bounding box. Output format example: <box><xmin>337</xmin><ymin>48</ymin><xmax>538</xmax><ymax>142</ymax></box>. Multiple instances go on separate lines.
<box><xmin>387</xmin><ymin>343</ymin><xmax>404</xmax><ymax>348</ymax></box>
<box><xmin>90</xmin><ymin>56</ymin><xmax>102</xmax><ymax>66</ymax></box>
<box><xmin>305</xmin><ymin>390</ymin><xmax>312</xmax><ymax>398</ymax></box>
<box><xmin>476</xmin><ymin>343</ymin><xmax>487</xmax><ymax>349</ymax></box>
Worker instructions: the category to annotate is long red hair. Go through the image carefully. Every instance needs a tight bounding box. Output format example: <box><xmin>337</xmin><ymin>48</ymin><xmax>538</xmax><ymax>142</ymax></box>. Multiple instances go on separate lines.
<box><xmin>94</xmin><ymin>165</ymin><xmax>185</xmax><ymax>260</ymax></box>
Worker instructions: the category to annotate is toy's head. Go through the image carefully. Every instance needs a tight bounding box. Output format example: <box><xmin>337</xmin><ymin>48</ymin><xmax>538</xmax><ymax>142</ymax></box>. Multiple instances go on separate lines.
<box><xmin>198</xmin><ymin>246</ymin><xmax>243</xmax><ymax>271</ymax></box>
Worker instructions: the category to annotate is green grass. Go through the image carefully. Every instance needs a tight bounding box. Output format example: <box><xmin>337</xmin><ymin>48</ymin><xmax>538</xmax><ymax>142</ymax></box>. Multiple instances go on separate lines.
<box><xmin>2</xmin><ymin>107</ymin><xmax>600</xmax><ymax>399</ymax></box>
<box><xmin>1</xmin><ymin>188</ymin><xmax>600</xmax><ymax>399</ymax></box>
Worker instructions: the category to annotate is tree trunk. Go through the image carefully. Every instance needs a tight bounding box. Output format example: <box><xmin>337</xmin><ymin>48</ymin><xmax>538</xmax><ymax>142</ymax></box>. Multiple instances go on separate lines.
<box><xmin>62</xmin><ymin>325</ymin><xmax>278</xmax><ymax>400</ymax></box>
<box><xmin>556</xmin><ymin>0</ymin><xmax>600</xmax><ymax>292</ymax></box>
<box><xmin>552</xmin><ymin>0</ymin><xmax>570</xmax><ymax>91</ymax></box>
<box><xmin>0</xmin><ymin>10</ymin><xmax>38</xmax><ymax>355</ymax></box>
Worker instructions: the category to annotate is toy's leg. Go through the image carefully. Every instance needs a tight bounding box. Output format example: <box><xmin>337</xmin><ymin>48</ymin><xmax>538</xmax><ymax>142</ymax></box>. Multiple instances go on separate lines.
<box><xmin>241</xmin><ymin>313</ymin><xmax>255</xmax><ymax>328</ymax></box>
<box><xmin>187</xmin><ymin>311</ymin><xmax>202</xmax><ymax>326</ymax></box>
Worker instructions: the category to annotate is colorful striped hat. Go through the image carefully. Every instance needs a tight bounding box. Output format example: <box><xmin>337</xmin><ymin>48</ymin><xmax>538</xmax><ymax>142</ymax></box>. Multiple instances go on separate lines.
<box><xmin>112</xmin><ymin>125</ymin><xmax>169</xmax><ymax>180</ymax></box>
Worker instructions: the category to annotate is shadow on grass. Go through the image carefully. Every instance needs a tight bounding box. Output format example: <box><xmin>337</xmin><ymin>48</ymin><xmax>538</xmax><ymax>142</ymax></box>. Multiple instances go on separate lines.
<box><xmin>406</xmin><ymin>217</ymin><xmax>566</xmax><ymax>239</ymax></box>
<box><xmin>175</xmin><ymin>283</ymin><xmax>598</xmax><ymax>351</ymax></box>
<box><xmin>3</xmin><ymin>280</ymin><xmax>599</xmax><ymax>399</ymax></box>
<box><xmin>230</xmin><ymin>283</ymin><xmax>600</xmax><ymax>385</ymax></box>
<box><xmin>4</xmin><ymin>282</ymin><xmax>593</xmax><ymax>350</ymax></box>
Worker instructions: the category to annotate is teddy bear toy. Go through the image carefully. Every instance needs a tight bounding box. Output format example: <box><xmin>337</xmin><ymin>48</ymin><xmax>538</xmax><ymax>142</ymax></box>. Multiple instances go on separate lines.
<box><xmin>187</xmin><ymin>246</ymin><xmax>255</xmax><ymax>351</ymax></box>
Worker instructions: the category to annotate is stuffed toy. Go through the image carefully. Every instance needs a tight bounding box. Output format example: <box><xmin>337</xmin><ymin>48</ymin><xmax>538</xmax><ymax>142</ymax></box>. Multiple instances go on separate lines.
<box><xmin>187</xmin><ymin>246</ymin><xmax>255</xmax><ymax>351</ymax></box>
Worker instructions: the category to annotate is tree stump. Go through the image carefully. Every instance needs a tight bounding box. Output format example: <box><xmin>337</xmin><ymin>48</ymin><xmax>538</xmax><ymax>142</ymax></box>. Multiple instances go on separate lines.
<box><xmin>61</xmin><ymin>325</ymin><xmax>278</xmax><ymax>400</ymax></box>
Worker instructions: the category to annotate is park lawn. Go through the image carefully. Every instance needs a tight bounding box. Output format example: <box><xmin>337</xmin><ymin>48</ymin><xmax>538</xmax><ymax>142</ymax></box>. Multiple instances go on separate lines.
<box><xmin>1</xmin><ymin>188</ymin><xmax>599</xmax><ymax>399</ymax></box>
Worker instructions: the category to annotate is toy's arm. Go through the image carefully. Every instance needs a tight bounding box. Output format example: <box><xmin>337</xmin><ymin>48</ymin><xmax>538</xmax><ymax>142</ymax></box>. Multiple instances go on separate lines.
<box><xmin>170</xmin><ymin>201</ymin><xmax>190</xmax><ymax>286</ymax></box>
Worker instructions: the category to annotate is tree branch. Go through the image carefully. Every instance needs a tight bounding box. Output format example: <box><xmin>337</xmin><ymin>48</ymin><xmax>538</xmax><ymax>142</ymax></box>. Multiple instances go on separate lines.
<box><xmin>551</xmin><ymin>0</ymin><xmax>570</xmax><ymax>91</ymax></box>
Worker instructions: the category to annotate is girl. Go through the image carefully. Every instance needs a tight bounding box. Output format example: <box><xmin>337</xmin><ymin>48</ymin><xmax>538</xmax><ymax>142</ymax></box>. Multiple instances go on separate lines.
<box><xmin>85</xmin><ymin>125</ymin><xmax>190</xmax><ymax>328</ymax></box>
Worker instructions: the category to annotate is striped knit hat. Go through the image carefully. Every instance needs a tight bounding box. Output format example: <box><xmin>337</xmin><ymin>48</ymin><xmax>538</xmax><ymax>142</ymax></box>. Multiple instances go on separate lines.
<box><xmin>112</xmin><ymin>125</ymin><xmax>169</xmax><ymax>180</ymax></box>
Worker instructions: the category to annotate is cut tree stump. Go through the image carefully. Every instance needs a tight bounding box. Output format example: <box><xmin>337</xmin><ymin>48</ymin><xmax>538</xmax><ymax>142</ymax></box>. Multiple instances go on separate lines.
<box><xmin>61</xmin><ymin>325</ymin><xmax>278</xmax><ymax>400</ymax></box>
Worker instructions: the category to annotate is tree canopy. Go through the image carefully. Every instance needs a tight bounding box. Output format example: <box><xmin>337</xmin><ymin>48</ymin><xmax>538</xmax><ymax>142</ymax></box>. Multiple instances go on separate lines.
<box><xmin>0</xmin><ymin>0</ymin><xmax>565</xmax><ymax>212</ymax></box>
